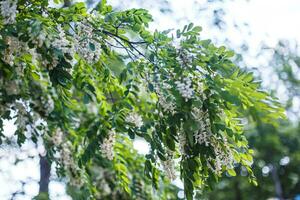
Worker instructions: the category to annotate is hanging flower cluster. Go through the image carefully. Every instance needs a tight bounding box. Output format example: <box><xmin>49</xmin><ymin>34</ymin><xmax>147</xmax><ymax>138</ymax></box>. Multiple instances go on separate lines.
<box><xmin>125</xmin><ymin>112</ymin><xmax>143</xmax><ymax>128</ymax></box>
<box><xmin>177</xmin><ymin>49</ymin><xmax>194</xmax><ymax>69</ymax></box>
<box><xmin>191</xmin><ymin>107</ymin><xmax>235</xmax><ymax>174</ymax></box>
<box><xmin>208</xmin><ymin>139</ymin><xmax>234</xmax><ymax>174</ymax></box>
<box><xmin>100</xmin><ymin>130</ymin><xmax>116</xmax><ymax>160</ymax></box>
<box><xmin>158</xmin><ymin>94</ymin><xmax>176</xmax><ymax>114</ymax></box>
<box><xmin>52</xmin><ymin>25</ymin><xmax>74</xmax><ymax>57</ymax></box>
<box><xmin>193</xmin><ymin>108</ymin><xmax>212</xmax><ymax>146</ymax></box>
<box><xmin>29</xmin><ymin>27</ymin><xmax>48</xmax><ymax>48</ymax></box>
<box><xmin>61</xmin><ymin>142</ymin><xmax>84</xmax><ymax>187</ymax></box>
<box><xmin>152</xmin><ymin>74</ymin><xmax>176</xmax><ymax>113</ymax></box>
<box><xmin>51</xmin><ymin>128</ymin><xmax>64</xmax><ymax>146</ymax></box>
<box><xmin>3</xmin><ymin>36</ymin><xmax>23</xmax><ymax>66</ymax></box>
<box><xmin>74</xmin><ymin>21</ymin><xmax>102</xmax><ymax>64</ymax></box>
<box><xmin>0</xmin><ymin>0</ymin><xmax>18</xmax><ymax>25</ymax></box>
<box><xmin>161</xmin><ymin>151</ymin><xmax>177</xmax><ymax>180</ymax></box>
<box><xmin>178</xmin><ymin>131</ymin><xmax>186</xmax><ymax>156</ymax></box>
<box><xmin>49</xmin><ymin>129</ymin><xmax>83</xmax><ymax>187</ymax></box>
<box><xmin>175</xmin><ymin>77</ymin><xmax>194</xmax><ymax>102</ymax></box>
<box><xmin>39</xmin><ymin>95</ymin><xmax>55</xmax><ymax>115</ymax></box>
<box><xmin>5</xmin><ymin>80</ymin><xmax>20</xmax><ymax>95</ymax></box>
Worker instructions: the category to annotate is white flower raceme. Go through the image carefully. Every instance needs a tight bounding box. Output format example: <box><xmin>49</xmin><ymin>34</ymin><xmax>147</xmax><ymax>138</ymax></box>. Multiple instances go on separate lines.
<box><xmin>175</xmin><ymin>77</ymin><xmax>194</xmax><ymax>102</ymax></box>
<box><xmin>51</xmin><ymin>128</ymin><xmax>64</xmax><ymax>146</ymax></box>
<box><xmin>60</xmin><ymin>142</ymin><xmax>84</xmax><ymax>187</ymax></box>
<box><xmin>3</xmin><ymin>36</ymin><xmax>22</xmax><ymax>66</ymax></box>
<box><xmin>158</xmin><ymin>94</ymin><xmax>176</xmax><ymax>114</ymax></box>
<box><xmin>52</xmin><ymin>25</ymin><xmax>74</xmax><ymax>56</ymax></box>
<box><xmin>154</xmin><ymin>81</ymin><xmax>176</xmax><ymax>114</ymax></box>
<box><xmin>125</xmin><ymin>112</ymin><xmax>143</xmax><ymax>128</ymax></box>
<box><xmin>177</xmin><ymin>49</ymin><xmax>194</xmax><ymax>68</ymax></box>
<box><xmin>208</xmin><ymin>139</ymin><xmax>234</xmax><ymax>174</ymax></box>
<box><xmin>74</xmin><ymin>21</ymin><xmax>102</xmax><ymax>63</ymax></box>
<box><xmin>161</xmin><ymin>153</ymin><xmax>177</xmax><ymax>180</ymax></box>
<box><xmin>40</xmin><ymin>95</ymin><xmax>54</xmax><ymax>114</ymax></box>
<box><xmin>0</xmin><ymin>0</ymin><xmax>18</xmax><ymax>25</ymax></box>
<box><xmin>5</xmin><ymin>80</ymin><xmax>19</xmax><ymax>95</ymax></box>
<box><xmin>178</xmin><ymin>132</ymin><xmax>186</xmax><ymax>155</ymax></box>
<box><xmin>35</xmin><ymin>30</ymin><xmax>47</xmax><ymax>48</ymax></box>
<box><xmin>192</xmin><ymin>108</ymin><xmax>212</xmax><ymax>146</ymax></box>
<box><xmin>61</xmin><ymin>142</ymin><xmax>76</xmax><ymax>170</ymax></box>
<box><xmin>69</xmin><ymin>176</ymin><xmax>84</xmax><ymax>187</ymax></box>
<box><xmin>100</xmin><ymin>130</ymin><xmax>116</xmax><ymax>160</ymax></box>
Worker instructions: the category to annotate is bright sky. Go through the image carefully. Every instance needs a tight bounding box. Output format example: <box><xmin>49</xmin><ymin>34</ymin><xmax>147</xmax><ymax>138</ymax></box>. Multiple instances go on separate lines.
<box><xmin>1</xmin><ymin>0</ymin><xmax>300</xmax><ymax>199</ymax></box>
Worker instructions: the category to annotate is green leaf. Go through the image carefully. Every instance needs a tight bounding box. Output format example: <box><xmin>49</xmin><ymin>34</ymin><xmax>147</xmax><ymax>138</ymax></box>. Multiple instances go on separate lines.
<box><xmin>227</xmin><ymin>168</ymin><xmax>237</xmax><ymax>177</ymax></box>
<box><xmin>192</xmin><ymin>26</ymin><xmax>202</xmax><ymax>33</ymax></box>
<box><xmin>89</xmin><ymin>42</ymin><xmax>96</xmax><ymax>51</ymax></box>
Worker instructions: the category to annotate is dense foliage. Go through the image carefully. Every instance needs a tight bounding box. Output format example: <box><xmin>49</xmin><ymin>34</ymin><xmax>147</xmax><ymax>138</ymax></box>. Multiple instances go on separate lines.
<box><xmin>204</xmin><ymin>41</ymin><xmax>300</xmax><ymax>200</ymax></box>
<box><xmin>0</xmin><ymin>0</ymin><xmax>284</xmax><ymax>199</ymax></box>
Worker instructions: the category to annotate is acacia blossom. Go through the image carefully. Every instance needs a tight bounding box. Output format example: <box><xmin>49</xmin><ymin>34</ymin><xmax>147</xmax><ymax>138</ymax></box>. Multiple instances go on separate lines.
<box><xmin>208</xmin><ymin>139</ymin><xmax>234</xmax><ymax>174</ymax></box>
<box><xmin>158</xmin><ymin>94</ymin><xmax>176</xmax><ymax>114</ymax></box>
<box><xmin>0</xmin><ymin>0</ymin><xmax>18</xmax><ymax>25</ymax></box>
<box><xmin>52</xmin><ymin>25</ymin><xmax>74</xmax><ymax>56</ymax></box>
<box><xmin>74</xmin><ymin>21</ymin><xmax>102</xmax><ymax>63</ymax></box>
<box><xmin>5</xmin><ymin>80</ymin><xmax>19</xmax><ymax>95</ymax></box>
<box><xmin>125</xmin><ymin>112</ymin><xmax>143</xmax><ymax>128</ymax></box>
<box><xmin>60</xmin><ymin>142</ymin><xmax>84</xmax><ymax>187</ymax></box>
<box><xmin>40</xmin><ymin>95</ymin><xmax>55</xmax><ymax>115</ymax></box>
<box><xmin>192</xmin><ymin>108</ymin><xmax>212</xmax><ymax>146</ymax></box>
<box><xmin>175</xmin><ymin>77</ymin><xmax>194</xmax><ymax>102</ymax></box>
<box><xmin>3</xmin><ymin>36</ymin><xmax>22</xmax><ymax>66</ymax></box>
<box><xmin>178</xmin><ymin>131</ymin><xmax>186</xmax><ymax>156</ymax></box>
<box><xmin>100</xmin><ymin>130</ymin><xmax>116</xmax><ymax>160</ymax></box>
<box><xmin>51</xmin><ymin>128</ymin><xmax>64</xmax><ymax>146</ymax></box>
<box><xmin>153</xmin><ymin>78</ymin><xmax>176</xmax><ymax>113</ymax></box>
<box><xmin>161</xmin><ymin>152</ymin><xmax>177</xmax><ymax>180</ymax></box>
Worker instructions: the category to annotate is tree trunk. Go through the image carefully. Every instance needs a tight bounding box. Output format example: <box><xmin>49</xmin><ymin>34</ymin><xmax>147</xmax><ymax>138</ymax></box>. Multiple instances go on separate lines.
<box><xmin>38</xmin><ymin>155</ymin><xmax>51</xmax><ymax>198</ymax></box>
<box><xmin>270</xmin><ymin>164</ymin><xmax>284</xmax><ymax>200</ymax></box>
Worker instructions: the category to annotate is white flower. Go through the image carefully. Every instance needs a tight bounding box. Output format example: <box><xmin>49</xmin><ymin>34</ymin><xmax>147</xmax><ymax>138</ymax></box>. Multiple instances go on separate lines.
<box><xmin>208</xmin><ymin>139</ymin><xmax>234</xmax><ymax>174</ymax></box>
<box><xmin>192</xmin><ymin>108</ymin><xmax>212</xmax><ymax>146</ymax></box>
<box><xmin>3</xmin><ymin>36</ymin><xmax>22</xmax><ymax>66</ymax></box>
<box><xmin>60</xmin><ymin>142</ymin><xmax>84</xmax><ymax>187</ymax></box>
<box><xmin>14</xmin><ymin>101</ymin><xmax>28</xmax><ymax>132</ymax></box>
<box><xmin>61</xmin><ymin>142</ymin><xmax>74</xmax><ymax>169</ymax></box>
<box><xmin>158</xmin><ymin>94</ymin><xmax>175</xmax><ymax>113</ymax></box>
<box><xmin>154</xmin><ymin>81</ymin><xmax>176</xmax><ymax>113</ymax></box>
<box><xmin>36</xmin><ymin>31</ymin><xmax>47</xmax><ymax>48</ymax></box>
<box><xmin>6</xmin><ymin>81</ymin><xmax>19</xmax><ymax>95</ymax></box>
<box><xmin>52</xmin><ymin>128</ymin><xmax>64</xmax><ymax>146</ymax></box>
<box><xmin>69</xmin><ymin>176</ymin><xmax>84</xmax><ymax>187</ymax></box>
<box><xmin>74</xmin><ymin>21</ymin><xmax>102</xmax><ymax>63</ymax></box>
<box><xmin>161</xmin><ymin>153</ymin><xmax>176</xmax><ymax>180</ymax></box>
<box><xmin>178</xmin><ymin>132</ymin><xmax>186</xmax><ymax>155</ymax></box>
<box><xmin>100</xmin><ymin>130</ymin><xmax>116</xmax><ymax>160</ymax></box>
<box><xmin>177</xmin><ymin>49</ymin><xmax>194</xmax><ymax>68</ymax></box>
<box><xmin>0</xmin><ymin>0</ymin><xmax>18</xmax><ymax>25</ymax></box>
<box><xmin>40</xmin><ymin>95</ymin><xmax>54</xmax><ymax>114</ymax></box>
<box><xmin>42</xmin><ymin>11</ymin><xmax>48</xmax><ymax>18</ymax></box>
<box><xmin>125</xmin><ymin>112</ymin><xmax>143</xmax><ymax>128</ymax></box>
<box><xmin>15</xmin><ymin>102</ymin><xmax>26</xmax><ymax>114</ymax></box>
<box><xmin>52</xmin><ymin>24</ymin><xmax>74</xmax><ymax>56</ymax></box>
<box><xmin>175</xmin><ymin>77</ymin><xmax>194</xmax><ymax>101</ymax></box>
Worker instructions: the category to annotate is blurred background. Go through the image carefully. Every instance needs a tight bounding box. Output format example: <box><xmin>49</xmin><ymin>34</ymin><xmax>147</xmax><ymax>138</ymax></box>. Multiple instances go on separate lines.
<box><xmin>1</xmin><ymin>0</ymin><xmax>300</xmax><ymax>199</ymax></box>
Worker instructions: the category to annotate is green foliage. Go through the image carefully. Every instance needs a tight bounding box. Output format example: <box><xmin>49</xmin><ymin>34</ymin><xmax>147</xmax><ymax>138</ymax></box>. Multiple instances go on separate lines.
<box><xmin>0</xmin><ymin>0</ymin><xmax>285</xmax><ymax>199</ymax></box>
<box><xmin>202</xmin><ymin>40</ymin><xmax>300</xmax><ymax>200</ymax></box>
